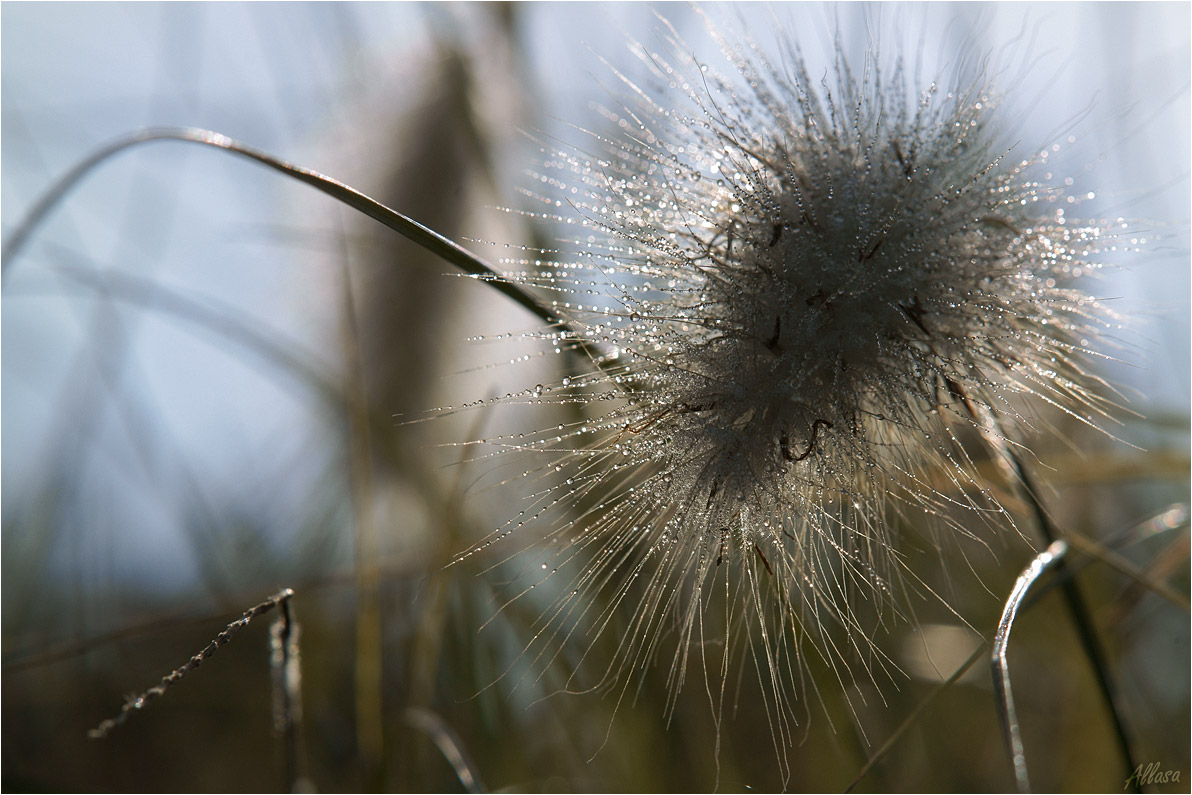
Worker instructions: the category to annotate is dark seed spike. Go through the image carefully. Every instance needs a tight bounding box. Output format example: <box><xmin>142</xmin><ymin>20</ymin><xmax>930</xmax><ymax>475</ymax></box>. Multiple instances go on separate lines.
<box><xmin>892</xmin><ymin>139</ymin><xmax>913</xmax><ymax>177</ymax></box>
<box><xmin>754</xmin><ymin>544</ymin><xmax>774</xmax><ymax>577</ymax></box>
<box><xmin>898</xmin><ymin>299</ymin><xmax>931</xmax><ymax>337</ymax></box>
<box><xmin>765</xmin><ymin>315</ymin><xmax>783</xmax><ymax>354</ymax></box>
<box><xmin>860</xmin><ymin>235</ymin><xmax>885</xmax><ymax>262</ymax></box>
<box><xmin>791</xmin><ymin>419</ymin><xmax>834</xmax><ymax>462</ymax></box>
<box><xmin>707</xmin><ymin>479</ymin><xmax>721</xmax><ymax>509</ymax></box>
<box><xmin>800</xmin><ymin>209</ymin><xmax>822</xmax><ymax>235</ymax></box>
<box><xmin>944</xmin><ymin>376</ymin><xmax>980</xmax><ymax>421</ymax></box>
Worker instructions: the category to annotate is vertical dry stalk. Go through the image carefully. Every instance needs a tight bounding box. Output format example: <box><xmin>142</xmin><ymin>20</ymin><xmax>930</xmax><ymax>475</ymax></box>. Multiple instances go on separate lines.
<box><xmin>271</xmin><ymin>594</ymin><xmax>308</xmax><ymax>791</ymax></box>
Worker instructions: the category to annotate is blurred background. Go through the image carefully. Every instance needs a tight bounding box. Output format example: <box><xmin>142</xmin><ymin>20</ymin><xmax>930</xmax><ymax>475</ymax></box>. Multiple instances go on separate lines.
<box><xmin>2</xmin><ymin>3</ymin><xmax>1188</xmax><ymax>791</ymax></box>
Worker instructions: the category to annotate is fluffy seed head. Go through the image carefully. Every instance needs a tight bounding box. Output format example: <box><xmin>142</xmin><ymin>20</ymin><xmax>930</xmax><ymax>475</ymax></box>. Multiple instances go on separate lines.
<box><xmin>463</xmin><ymin>12</ymin><xmax>1122</xmax><ymax>765</ymax></box>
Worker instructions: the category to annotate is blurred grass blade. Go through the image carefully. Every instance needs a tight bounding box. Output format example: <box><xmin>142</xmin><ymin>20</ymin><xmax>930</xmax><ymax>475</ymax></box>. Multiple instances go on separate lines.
<box><xmin>1064</xmin><ymin>530</ymin><xmax>1191</xmax><ymax>613</ymax></box>
<box><xmin>37</xmin><ymin>253</ymin><xmax>344</xmax><ymax>412</ymax></box>
<box><xmin>404</xmin><ymin>708</ymin><xmax>485</xmax><ymax>793</ymax></box>
<box><xmin>848</xmin><ymin>643</ymin><xmax>986</xmax><ymax>791</ymax></box>
<box><xmin>845</xmin><ymin>641</ymin><xmax>989</xmax><ymax>793</ymax></box>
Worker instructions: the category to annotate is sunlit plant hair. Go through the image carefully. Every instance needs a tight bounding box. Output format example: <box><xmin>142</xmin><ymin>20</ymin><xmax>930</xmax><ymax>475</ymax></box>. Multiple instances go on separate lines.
<box><xmin>454</xmin><ymin>10</ymin><xmax>1124</xmax><ymax>771</ymax></box>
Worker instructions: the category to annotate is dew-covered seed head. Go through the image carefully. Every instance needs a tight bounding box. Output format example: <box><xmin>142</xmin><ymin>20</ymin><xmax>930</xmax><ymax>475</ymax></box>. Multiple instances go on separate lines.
<box><xmin>460</xmin><ymin>12</ymin><xmax>1124</xmax><ymax>777</ymax></box>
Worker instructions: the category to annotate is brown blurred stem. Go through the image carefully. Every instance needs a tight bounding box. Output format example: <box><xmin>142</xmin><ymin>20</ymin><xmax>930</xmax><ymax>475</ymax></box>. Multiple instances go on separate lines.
<box><xmin>336</xmin><ymin>241</ymin><xmax>385</xmax><ymax>788</ymax></box>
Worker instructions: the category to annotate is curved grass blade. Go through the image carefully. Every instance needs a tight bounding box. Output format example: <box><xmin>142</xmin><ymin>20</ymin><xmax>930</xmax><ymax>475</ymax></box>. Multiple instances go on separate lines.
<box><xmin>991</xmin><ymin>540</ymin><xmax>1068</xmax><ymax>793</ymax></box>
<box><xmin>1</xmin><ymin>127</ymin><xmax>606</xmax><ymax>370</ymax></box>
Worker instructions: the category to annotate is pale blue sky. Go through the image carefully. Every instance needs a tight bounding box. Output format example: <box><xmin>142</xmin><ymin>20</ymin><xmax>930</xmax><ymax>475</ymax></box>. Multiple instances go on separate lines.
<box><xmin>3</xmin><ymin>2</ymin><xmax>1188</xmax><ymax>599</ymax></box>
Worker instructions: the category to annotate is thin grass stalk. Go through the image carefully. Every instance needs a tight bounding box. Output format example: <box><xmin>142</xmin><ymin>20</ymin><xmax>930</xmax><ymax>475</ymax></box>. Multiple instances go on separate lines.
<box><xmin>992</xmin><ymin>541</ymin><xmax>1068</xmax><ymax>794</ymax></box>
<box><xmin>960</xmin><ymin>380</ymin><xmax>1142</xmax><ymax>785</ymax></box>
<box><xmin>88</xmin><ymin>588</ymin><xmax>294</xmax><ymax>739</ymax></box>
<box><xmin>1007</xmin><ymin>452</ymin><xmax>1141</xmax><ymax>790</ymax></box>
